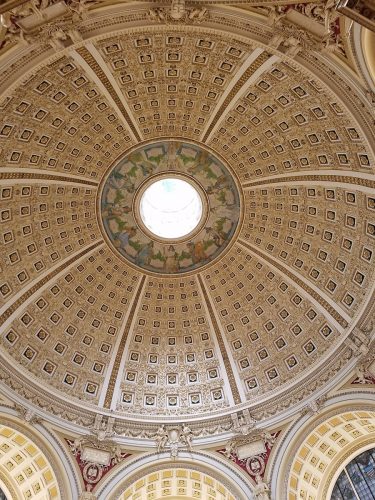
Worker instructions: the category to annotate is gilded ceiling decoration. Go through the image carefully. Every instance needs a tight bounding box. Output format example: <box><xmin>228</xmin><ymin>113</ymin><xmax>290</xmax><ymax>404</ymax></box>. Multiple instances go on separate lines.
<box><xmin>0</xmin><ymin>0</ymin><xmax>374</xmax><ymax>437</ymax></box>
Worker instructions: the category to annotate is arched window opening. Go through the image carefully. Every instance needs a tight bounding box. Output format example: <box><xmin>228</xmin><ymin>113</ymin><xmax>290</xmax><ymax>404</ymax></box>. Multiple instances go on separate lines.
<box><xmin>332</xmin><ymin>448</ymin><xmax>375</xmax><ymax>500</ymax></box>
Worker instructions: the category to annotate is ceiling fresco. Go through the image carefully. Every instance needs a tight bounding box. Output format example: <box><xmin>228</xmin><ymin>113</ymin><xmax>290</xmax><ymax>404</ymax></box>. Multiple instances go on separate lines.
<box><xmin>100</xmin><ymin>141</ymin><xmax>241</xmax><ymax>274</ymax></box>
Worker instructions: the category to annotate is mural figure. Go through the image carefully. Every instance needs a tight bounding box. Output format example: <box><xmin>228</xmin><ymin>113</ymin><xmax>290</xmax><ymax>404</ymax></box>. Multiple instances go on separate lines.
<box><xmin>164</xmin><ymin>245</ymin><xmax>179</xmax><ymax>273</ymax></box>
<box><xmin>187</xmin><ymin>241</ymin><xmax>207</xmax><ymax>264</ymax></box>
<box><xmin>135</xmin><ymin>241</ymin><xmax>154</xmax><ymax>267</ymax></box>
<box><xmin>115</xmin><ymin>227</ymin><xmax>137</xmax><ymax>251</ymax></box>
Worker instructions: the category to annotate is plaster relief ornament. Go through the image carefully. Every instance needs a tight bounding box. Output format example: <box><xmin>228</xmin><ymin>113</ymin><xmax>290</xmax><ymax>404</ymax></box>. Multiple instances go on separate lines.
<box><xmin>353</xmin><ymin>362</ymin><xmax>375</xmax><ymax>384</ymax></box>
<box><xmin>294</xmin><ymin>0</ymin><xmax>339</xmax><ymax>33</ymax></box>
<box><xmin>0</xmin><ymin>0</ymin><xmax>85</xmax><ymax>50</ymax></box>
<box><xmin>301</xmin><ymin>395</ymin><xmax>327</xmax><ymax>416</ymax></box>
<box><xmin>67</xmin><ymin>0</ymin><xmax>89</xmax><ymax>21</ymax></box>
<box><xmin>261</xmin><ymin>431</ymin><xmax>277</xmax><ymax>448</ymax></box>
<box><xmin>345</xmin><ymin>331</ymin><xmax>371</xmax><ymax>357</ymax></box>
<box><xmin>91</xmin><ymin>414</ymin><xmax>115</xmax><ymax>442</ymax></box>
<box><xmin>148</xmin><ymin>0</ymin><xmax>208</xmax><ymax>24</ymax></box>
<box><xmin>265</xmin><ymin>0</ymin><xmax>345</xmax><ymax>56</ymax></box>
<box><xmin>70</xmin><ymin>436</ymin><xmax>84</xmax><ymax>455</ymax></box>
<box><xmin>231</xmin><ymin>409</ymin><xmax>257</xmax><ymax>435</ymax></box>
<box><xmin>246</xmin><ymin>455</ymin><xmax>266</xmax><ymax>478</ymax></box>
<box><xmin>14</xmin><ymin>404</ymin><xmax>40</xmax><ymax>424</ymax></box>
<box><xmin>180</xmin><ymin>424</ymin><xmax>193</xmax><ymax>450</ymax></box>
<box><xmin>154</xmin><ymin>424</ymin><xmax>194</xmax><ymax>457</ymax></box>
<box><xmin>155</xmin><ymin>425</ymin><xmax>169</xmax><ymax>453</ymax></box>
<box><xmin>67</xmin><ymin>437</ymin><xmax>131</xmax><ymax>492</ymax></box>
<box><xmin>100</xmin><ymin>141</ymin><xmax>241</xmax><ymax>274</ymax></box>
<box><xmin>219</xmin><ymin>431</ymin><xmax>279</xmax><ymax>483</ymax></box>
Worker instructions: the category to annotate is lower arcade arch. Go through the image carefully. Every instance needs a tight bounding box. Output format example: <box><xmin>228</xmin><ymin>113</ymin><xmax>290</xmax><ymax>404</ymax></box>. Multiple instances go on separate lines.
<box><xmin>0</xmin><ymin>424</ymin><xmax>59</xmax><ymax>499</ymax></box>
<box><xmin>0</xmin><ymin>413</ymin><xmax>76</xmax><ymax>500</ymax></box>
<box><xmin>118</xmin><ymin>468</ymin><xmax>235</xmax><ymax>500</ymax></box>
<box><xmin>330</xmin><ymin>444</ymin><xmax>375</xmax><ymax>499</ymax></box>
<box><xmin>96</xmin><ymin>451</ymin><xmax>255</xmax><ymax>500</ymax></box>
<box><xmin>273</xmin><ymin>401</ymin><xmax>375</xmax><ymax>500</ymax></box>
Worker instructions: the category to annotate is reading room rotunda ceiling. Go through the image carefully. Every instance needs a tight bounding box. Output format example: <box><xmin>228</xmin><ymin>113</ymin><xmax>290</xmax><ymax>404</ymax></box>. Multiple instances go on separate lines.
<box><xmin>0</xmin><ymin>2</ymin><xmax>374</xmax><ymax>428</ymax></box>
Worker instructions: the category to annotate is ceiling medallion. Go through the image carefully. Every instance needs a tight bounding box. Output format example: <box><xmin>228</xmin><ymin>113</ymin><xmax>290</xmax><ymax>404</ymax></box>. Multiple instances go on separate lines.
<box><xmin>100</xmin><ymin>141</ymin><xmax>241</xmax><ymax>274</ymax></box>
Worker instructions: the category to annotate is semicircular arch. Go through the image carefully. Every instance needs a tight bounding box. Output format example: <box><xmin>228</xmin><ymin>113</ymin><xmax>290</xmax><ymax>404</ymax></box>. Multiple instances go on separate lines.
<box><xmin>0</xmin><ymin>411</ymin><xmax>79</xmax><ymax>500</ymax></box>
<box><xmin>271</xmin><ymin>397</ymin><xmax>375</xmax><ymax>500</ymax></box>
<box><xmin>96</xmin><ymin>450</ymin><xmax>255</xmax><ymax>500</ymax></box>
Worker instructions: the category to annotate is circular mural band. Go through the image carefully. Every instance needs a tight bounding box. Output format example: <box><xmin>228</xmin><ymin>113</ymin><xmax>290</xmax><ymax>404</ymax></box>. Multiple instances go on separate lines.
<box><xmin>100</xmin><ymin>141</ymin><xmax>241</xmax><ymax>274</ymax></box>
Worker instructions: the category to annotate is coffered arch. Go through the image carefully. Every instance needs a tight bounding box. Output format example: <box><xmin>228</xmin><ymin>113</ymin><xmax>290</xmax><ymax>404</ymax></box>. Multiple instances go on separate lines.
<box><xmin>96</xmin><ymin>450</ymin><xmax>255</xmax><ymax>499</ymax></box>
<box><xmin>0</xmin><ymin>413</ymin><xmax>75</xmax><ymax>500</ymax></box>
<box><xmin>271</xmin><ymin>395</ymin><xmax>375</xmax><ymax>500</ymax></box>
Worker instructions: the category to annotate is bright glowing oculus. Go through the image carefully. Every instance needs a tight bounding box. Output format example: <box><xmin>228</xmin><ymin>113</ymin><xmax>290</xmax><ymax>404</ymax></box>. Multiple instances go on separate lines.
<box><xmin>140</xmin><ymin>178</ymin><xmax>203</xmax><ymax>239</ymax></box>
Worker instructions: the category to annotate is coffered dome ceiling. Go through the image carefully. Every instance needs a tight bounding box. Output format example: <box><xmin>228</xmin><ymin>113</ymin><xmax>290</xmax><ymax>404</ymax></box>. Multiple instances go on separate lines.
<box><xmin>0</xmin><ymin>0</ymin><xmax>374</xmax><ymax>431</ymax></box>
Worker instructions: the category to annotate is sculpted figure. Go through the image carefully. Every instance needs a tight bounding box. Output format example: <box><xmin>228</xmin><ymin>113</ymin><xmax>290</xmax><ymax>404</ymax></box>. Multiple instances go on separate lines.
<box><xmin>0</xmin><ymin>13</ymin><xmax>24</xmax><ymax>48</ymax></box>
<box><xmin>262</xmin><ymin>431</ymin><xmax>276</xmax><ymax>447</ymax></box>
<box><xmin>253</xmin><ymin>475</ymin><xmax>270</xmax><ymax>500</ymax></box>
<box><xmin>324</xmin><ymin>0</ymin><xmax>339</xmax><ymax>32</ymax></box>
<box><xmin>112</xmin><ymin>445</ymin><xmax>123</xmax><ymax>464</ymax></box>
<box><xmin>68</xmin><ymin>0</ymin><xmax>89</xmax><ymax>21</ymax></box>
<box><xmin>97</xmin><ymin>422</ymin><xmax>107</xmax><ymax>442</ymax></box>
<box><xmin>48</xmin><ymin>27</ymin><xmax>67</xmax><ymax>49</ymax></box>
<box><xmin>355</xmin><ymin>364</ymin><xmax>369</xmax><ymax>384</ymax></box>
<box><xmin>70</xmin><ymin>437</ymin><xmax>83</xmax><ymax>455</ymax></box>
<box><xmin>155</xmin><ymin>425</ymin><xmax>168</xmax><ymax>452</ymax></box>
<box><xmin>170</xmin><ymin>0</ymin><xmax>185</xmax><ymax>20</ymax></box>
<box><xmin>224</xmin><ymin>440</ymin><xmax>236</xmax><ymax>459</ymax></box>
<box><xmin>267</xmin><ymin>5</ymin><xmax>285</xmax><ymax>26</ymax></box>
<box><xmin>180</xmin><ymin>424</ymin><xmax>193</xmax><ymax>450</ymax></box>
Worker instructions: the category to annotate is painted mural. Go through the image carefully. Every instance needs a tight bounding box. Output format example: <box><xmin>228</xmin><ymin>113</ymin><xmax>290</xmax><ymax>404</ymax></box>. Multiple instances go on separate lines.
<box><xmin>100</xmin><ymin>141</ymin><xmax>240</xmax><ymax>274</ymax></box>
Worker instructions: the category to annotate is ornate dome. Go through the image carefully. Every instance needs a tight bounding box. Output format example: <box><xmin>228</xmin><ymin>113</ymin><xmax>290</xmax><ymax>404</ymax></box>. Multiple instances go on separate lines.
<box><xmin>0</xmin><ymin>0</ymin><xmax>374</xmax><ymax>451</ymax></box>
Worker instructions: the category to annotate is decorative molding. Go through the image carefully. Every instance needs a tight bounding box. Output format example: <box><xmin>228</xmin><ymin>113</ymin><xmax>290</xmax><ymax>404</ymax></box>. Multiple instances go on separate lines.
<box><xmin>75</xmin><ymin>46</ymin><xmax>142</xmax><ymax>142</ymax></box>
<box><xmin>0</xmin><ymin>170</ymin><xmax>98</xmax><ymax>187</ymax></box>
<box><xmin>197</xmin><ymin>274</ymin><xmax>242</xmax><ymax>405</ymax></box>
<box><xmin>103</xmin><ymin>275</ymin><xmax>146</xmax><ymax>409</ymax></box>
<box><xmin>202</xmin><ymin>50</ymin><xmax>272</xmax><ymax>142</ymax></box>
<box><xmin>243</xmin><ymin>173</ymin><xmax>375</xmax><ymax>191</ymax></box>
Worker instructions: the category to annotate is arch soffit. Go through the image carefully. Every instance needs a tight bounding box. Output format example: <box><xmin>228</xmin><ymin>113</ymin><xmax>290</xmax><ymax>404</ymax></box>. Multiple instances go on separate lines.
<box><xmin>96</xmin><ymin>450</ymin><xmax>255</xmax><ymax>500</ymax></box>
<box><xmin>270</xmin><ymin>395</ymin><xmax>375</xmax><ymax>500</ymax></box>
<box><xmin>0</xmin><ymin>409</ymin><xmax>80</xmax><ymax>500</ymax></box>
